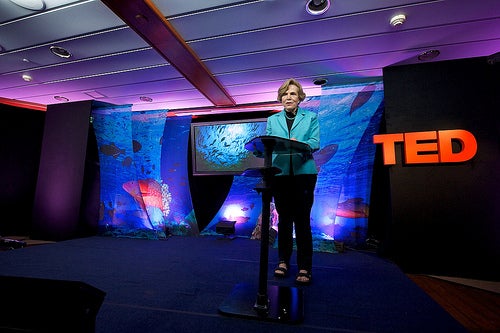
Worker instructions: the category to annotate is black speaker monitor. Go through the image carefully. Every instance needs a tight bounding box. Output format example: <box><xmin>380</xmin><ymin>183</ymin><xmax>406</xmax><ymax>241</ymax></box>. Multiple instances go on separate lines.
<box><xmin>0</xmin><ymin>275</ymin><xmax>106</xmax><ymax>333</ymax></box>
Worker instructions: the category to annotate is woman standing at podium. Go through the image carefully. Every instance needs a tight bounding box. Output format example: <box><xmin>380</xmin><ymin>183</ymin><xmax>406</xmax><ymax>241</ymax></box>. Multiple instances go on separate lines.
<box><xmin>266</xmin><ymin>78</ymin><xmax>320</xmax><ymax>285</ymax></box>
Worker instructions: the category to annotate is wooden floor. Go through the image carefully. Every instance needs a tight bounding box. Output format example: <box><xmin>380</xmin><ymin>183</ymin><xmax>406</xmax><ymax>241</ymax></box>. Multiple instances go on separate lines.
<box><xmin>408</xmin><ymin>274</ymin><xmax>500</xmax><ymax>333</ymax></box>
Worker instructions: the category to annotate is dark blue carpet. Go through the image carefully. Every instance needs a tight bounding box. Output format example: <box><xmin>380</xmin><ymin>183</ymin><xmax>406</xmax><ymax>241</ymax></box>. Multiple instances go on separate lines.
<box><xmin>0</xmin><ymin>235</ymin><xmax>467</xmax><ymax>332</ymax></box>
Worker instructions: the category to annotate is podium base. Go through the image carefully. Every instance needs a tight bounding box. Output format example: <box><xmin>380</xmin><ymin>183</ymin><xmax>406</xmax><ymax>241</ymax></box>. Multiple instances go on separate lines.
<box><xmin>219</xmin><ymin>283</ymin><xmax>304</xmax><ymax>324</ymax></box>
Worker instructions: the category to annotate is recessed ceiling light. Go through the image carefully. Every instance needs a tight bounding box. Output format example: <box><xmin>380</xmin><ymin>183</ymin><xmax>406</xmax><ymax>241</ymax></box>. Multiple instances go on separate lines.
<box><xmin>54</xmin><ymin>96</ymin><xmax>69</xmax><ymax>102</ymax></box>
<box><xmin>50</xmin><ymin>46</ymin><xmax>72</xmax><ymax>59</ymax></box>
<box><xmin>313</xmin><ymin>78</ymin><xmax>328</xmax><ymax>86</ymax></box>
<box><xmin>306</xmin><ymin>0</ymin><xmax>331</xmax><ymax>16</ymax></box>
<box><xmin>22</xmin><ymin>74</ymin><xmax>33</xmax><ymax>82</ymax></box>
<box><xmin>135</xmin><ymin>14</ymin><xmax>148</xmax><ymax>23</ymax></box>
<box><xmin>140</xmin><ymin>96</ymin><xmax>153</xmax><ymax>102</ymax></box>
<box><xmin>8</xmin><ymin>0</ymin><xmax>46</xmax><ymax>11</ymax></box>
<box><xmin>390</xmin><ymin>14</ymin><xmax>406</xmax><ymax>27</ymax></box>
<box><xmin>418</xmin><ymin>49</ymin><xmax>440</xmax><ymax>61</ymax></box>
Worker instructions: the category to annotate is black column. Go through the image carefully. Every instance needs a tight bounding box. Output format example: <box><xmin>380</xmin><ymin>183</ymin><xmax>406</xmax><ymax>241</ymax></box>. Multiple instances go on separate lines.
<box><xmin>31</xmin><ymin>100</ymin><xmax>95</xmax><ymax>241</ymax></box>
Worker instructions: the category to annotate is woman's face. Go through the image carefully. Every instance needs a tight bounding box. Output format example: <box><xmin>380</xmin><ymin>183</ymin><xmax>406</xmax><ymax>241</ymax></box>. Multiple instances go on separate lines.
<box><xmin>281</xmin><ymin>84</ymin><xmax>300</xmax><ymax>113</ymax></box>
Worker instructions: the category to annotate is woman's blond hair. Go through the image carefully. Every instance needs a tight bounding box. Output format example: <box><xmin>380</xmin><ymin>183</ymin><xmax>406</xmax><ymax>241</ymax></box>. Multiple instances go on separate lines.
<box><xmin>277</xmin><ymin>78</ymin><xmax>306</xmax><ymax>102</ymax></box>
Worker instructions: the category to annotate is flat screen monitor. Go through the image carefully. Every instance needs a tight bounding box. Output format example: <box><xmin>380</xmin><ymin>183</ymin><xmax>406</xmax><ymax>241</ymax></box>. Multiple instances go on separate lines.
<box><xmin>190</xmin><ymin>118</ymin><xmax>267</xmax><ymax>175</ymax></box>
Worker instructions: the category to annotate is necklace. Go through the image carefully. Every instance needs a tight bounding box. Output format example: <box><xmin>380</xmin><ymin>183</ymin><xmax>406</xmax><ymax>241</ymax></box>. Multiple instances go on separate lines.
<box><xmin>285</xmin><ymin>112</ymin><xmax>296</xmax><ymax>120</ymax></box>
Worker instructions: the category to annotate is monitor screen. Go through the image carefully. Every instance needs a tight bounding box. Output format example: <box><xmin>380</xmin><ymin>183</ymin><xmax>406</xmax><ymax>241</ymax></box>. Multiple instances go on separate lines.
<box><xmin>190</xmin><ymin>118</ymin><xmax>268</xmax><ymax>175</ymax></box>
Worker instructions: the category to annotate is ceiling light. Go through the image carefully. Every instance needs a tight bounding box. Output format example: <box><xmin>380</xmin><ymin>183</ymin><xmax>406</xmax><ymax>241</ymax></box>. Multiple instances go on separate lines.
<box><xmin>8</xmin><ymin>0</ymin><xmax>46</xmax><ymax>11</ymax></box>
<box><xmin>390</xmin><ymin>14</ymin><xmax>406</xmax><ymax>27</ymax></box>
<box><xmin>135</xmin><ymin>14</ymin><xmax>148</xmax><ymax>23</ymax></box>
<box><xmin>22</xmin><ymin>74</ymin><xmax>33</xmax><ymax>82</ymax></box>
<box><xmin>313</xmin><ymin>78</ymin><xmax>328</xmax><ymax>86</ymax></box>
<box><xmin>54</xmin><ymin>96</ymin><xmax>69</xmax><ymax>102</ymax></box>
<box><xmin>140</xmin><ymin>96</ymin><xmax>153</xmax><ymax>102</ymax></box>
<box><xmin>306</xmin><ymin>0</ymin><xmax>331</xmax><ymax>16</ymax></box>
<box><xmin>50</xmin><ymin>46</ymin><xmax>72</xmax><ymax>59</ymax></box>
<box><xmin>418</xmin><ymin>49</ymin><xmax>440</xmax><ymax>61</ymax></box>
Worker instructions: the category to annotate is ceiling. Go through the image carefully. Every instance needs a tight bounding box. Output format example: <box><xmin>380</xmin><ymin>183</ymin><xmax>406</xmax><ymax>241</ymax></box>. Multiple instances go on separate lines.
<box><xmin>0</xmin><ymin>0</ymin><xmax>499</xmax><ymax>114</ymax></box>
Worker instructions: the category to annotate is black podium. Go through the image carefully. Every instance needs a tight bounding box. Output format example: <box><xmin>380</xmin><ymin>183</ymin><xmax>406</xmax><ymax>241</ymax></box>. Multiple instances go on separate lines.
<box><xmin>218</xmin><ymin>135</ymin><xmax>311</xmax><ymax>323</ymax></box>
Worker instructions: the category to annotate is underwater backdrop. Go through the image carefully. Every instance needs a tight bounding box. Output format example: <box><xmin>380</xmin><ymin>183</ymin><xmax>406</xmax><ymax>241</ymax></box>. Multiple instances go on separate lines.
<box><xmin>92</xmin><ymin>82</ymin><xmax>384</xmax><ymax>250</ymax></box>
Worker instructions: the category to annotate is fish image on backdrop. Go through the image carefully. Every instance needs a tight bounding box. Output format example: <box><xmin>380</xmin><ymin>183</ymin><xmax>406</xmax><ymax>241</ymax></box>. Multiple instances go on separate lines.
<box><xmin>313</xmin><ymin>143</ymin><xmax>338</xmax><ymax>172</ymax></box>
<box><xmin>335</xmin><ymin>198</ymin><xmax>369</xmax><ymax>218</ymax></box>
<box><xmin>99</xmin><ymin>142</ymin><xmax>125</xmax><ymax>158</ymax></box>
<box><xmin>122</xmin><ymin>178</ymin><xmax>172</xmax><ymax>230</ymax></box>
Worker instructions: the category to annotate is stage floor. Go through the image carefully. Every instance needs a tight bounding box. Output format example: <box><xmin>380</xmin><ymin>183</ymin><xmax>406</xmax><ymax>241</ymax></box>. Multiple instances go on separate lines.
<box><xmin>0</xmin><ymin>235</ymin><xmax>467</xmax><ymax>333</ymax></box>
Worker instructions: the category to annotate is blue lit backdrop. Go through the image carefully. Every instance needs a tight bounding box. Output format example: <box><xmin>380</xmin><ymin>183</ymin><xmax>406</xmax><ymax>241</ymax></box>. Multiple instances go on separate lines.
<box><xmin>92</xmin><ymin>106</ymin><xmax>197</xmax><ymax>239</ymax></box>
<box><xmin>92</xmin><ymin>82</ymin><xmax>383</xmax><ymax>250</ymax></box>
<box><xmin>201</xmin><ymin>82</ymin><xmax>384</xmax><ymax>250</ymax></box>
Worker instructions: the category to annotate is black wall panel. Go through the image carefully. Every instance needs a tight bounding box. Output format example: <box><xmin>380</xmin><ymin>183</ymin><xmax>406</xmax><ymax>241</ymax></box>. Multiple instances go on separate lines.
<box><xmin>31</xmin><ymin>100</ymin><xmax>97</xmax><ymax>241</ymax></box>
<box><xmin>0</xmin><ymin>105</ymin><xmax>45</xmax><ymax>236</ymax></box>
<box><xmin>381</xmin><ymin>56</ymin><xmax>499</xmax><ymax>280</ymax></box>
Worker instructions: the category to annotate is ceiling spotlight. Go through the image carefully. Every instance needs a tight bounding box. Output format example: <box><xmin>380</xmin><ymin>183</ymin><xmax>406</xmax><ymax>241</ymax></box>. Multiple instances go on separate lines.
<box><xmin>135</xmin><ymin>14</ymin><xmax>148</xmax><ymax>23</ymax></box>
<box><xmin>140</xmin><ymin>96</ymin><xmax>153</xmax><ymax>102</ymax></box>
<box><xmin>306</xmin><ymin>0</ymin><xmax>331</xmax><ymax>16</ymax></box>
<box><xmin>313</xmin><ymin>78</ymin><xmax>328</xmax><ymax>86</ymax></box>
<box><xmin>54</xmin><ymin>96</ymin><xmax>69</xmax><ymax>102</ymax></box>
<box><xmin>22</xmin><ymin>74</ymin><xmax>33</xmax><ymax>82</ymax></box>
<box><xmin>418</xmin><ymin>49</ymin><xmax>440</xmax><ymax>61</ymax></box>
<box><xmin>8</xmin><ymin>0</ymin><xmax>46</xmax><ymax>11</ymax></box>
<box><xmin>390</xmin><ymin>14</ymin><xmax>406</xmax><ymax>27</ymax></box>
<box><xmin>50</xmin><ymin>45</ymin><xmax>72</xmax><ymax>59</ymax></box>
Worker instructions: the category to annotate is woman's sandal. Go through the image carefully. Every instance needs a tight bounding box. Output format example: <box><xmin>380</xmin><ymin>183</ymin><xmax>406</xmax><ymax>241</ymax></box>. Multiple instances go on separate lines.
<box><xmin>273</xmin><ymin>261</ymin><xmax>288</xmax><ymax>278</ymax></box>
<box><xmin>295</xmin><ymin>270</ymin><xmax>312</xmax><ymax>285</ymax></box>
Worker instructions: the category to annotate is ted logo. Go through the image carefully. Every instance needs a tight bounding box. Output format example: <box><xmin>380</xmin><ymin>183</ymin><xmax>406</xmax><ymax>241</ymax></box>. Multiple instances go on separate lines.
<box><xmin>373</xmin><ymin>129</ymin><xmax>477</xmax><ymax>165</ymax></box>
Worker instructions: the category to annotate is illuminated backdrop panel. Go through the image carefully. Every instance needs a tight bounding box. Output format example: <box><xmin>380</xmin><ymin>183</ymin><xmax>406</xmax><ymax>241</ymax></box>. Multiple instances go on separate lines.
<box><xmin>92</xmin><ymin>106</ymin><xmax>197</xmax><ymax>239</ymax></box>
<box><xmin>92</xmin><ymin>82</ymin><xmax>383</xmax><ymax>248</ymax></box>
<box><xmin>201</xmin><ymin>82</ymin><xmax>384</xmax><ymax>250</ymax></box>
<box><xmin>313</xmin><ymin>83</ymin><xmax>384</xmax><ymax>247</ymax></box>
<box><xmin>160</xmin><ymin>116</ymin><xmax>199</xmax><ymax>236</ymax></box>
